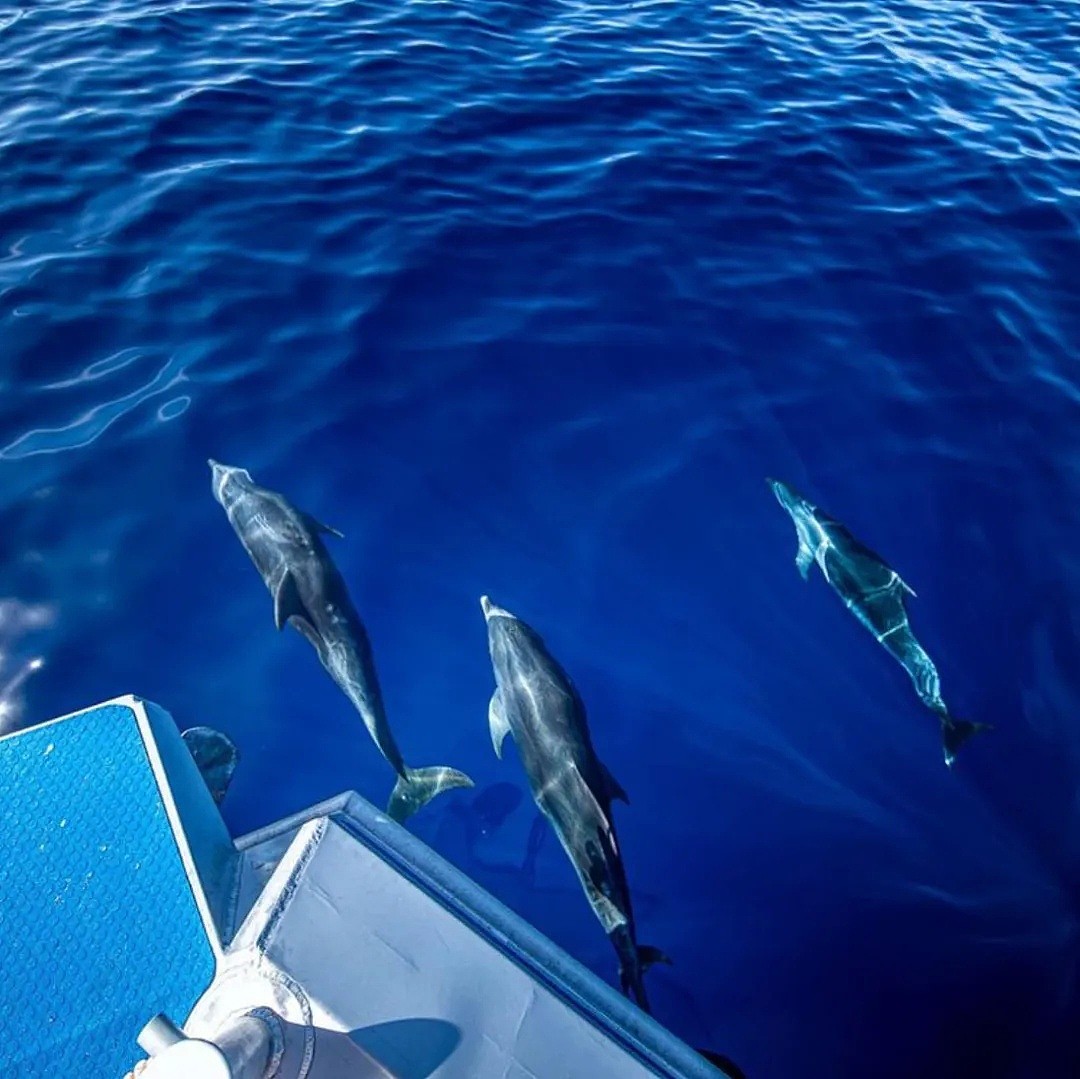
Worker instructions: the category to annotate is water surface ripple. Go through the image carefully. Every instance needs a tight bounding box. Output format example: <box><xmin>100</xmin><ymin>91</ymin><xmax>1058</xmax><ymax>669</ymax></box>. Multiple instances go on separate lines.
<box><xmin>1</xmin><ymin>2</ymin><xmax>1079</xmax><ymax>1077</ymax></box>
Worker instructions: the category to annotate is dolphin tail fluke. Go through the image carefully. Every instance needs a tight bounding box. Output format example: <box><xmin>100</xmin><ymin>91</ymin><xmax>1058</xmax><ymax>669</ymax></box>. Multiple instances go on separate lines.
<box><xmin>618</xmin><ymin>942</ymin><xmax>672</xmax><ymax>1014</ymax></box>
<box><xmin>619</xmin><ymin>966</ymin><xmax>652</xmax><ymax>1014</ymax></box>
<box><xmin>638</xmin><ymin>944</ymin><xmax>673</xmax><ymax>971</ymax></box>
<box><xmin>386</xmin><ymin>765</ymin><xmax>475</xmax><ymax>823</ymax></box>
<box><xmin>941</xmin><ymin>716</ymin><xmax>991</xmax><ymax>768</ymax></box>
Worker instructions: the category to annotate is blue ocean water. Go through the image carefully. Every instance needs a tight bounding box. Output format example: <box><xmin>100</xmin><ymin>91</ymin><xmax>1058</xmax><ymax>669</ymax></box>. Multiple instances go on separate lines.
<box><xmin>1</xmin><ymin>1</ymin><xmax>1078</xmax><ymax>1076</ymax></box>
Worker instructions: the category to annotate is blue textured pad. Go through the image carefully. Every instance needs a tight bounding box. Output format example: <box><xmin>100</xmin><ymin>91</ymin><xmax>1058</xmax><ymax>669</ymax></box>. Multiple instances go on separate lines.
<box><xmin>0</xmin><ymin>704</ymin><xmax>216</xmax><ymax>1078</ymax></box>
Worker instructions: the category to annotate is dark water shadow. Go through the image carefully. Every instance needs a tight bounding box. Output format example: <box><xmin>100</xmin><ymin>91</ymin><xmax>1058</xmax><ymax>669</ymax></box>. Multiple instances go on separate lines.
<box><xmin>349</xmin><ymin>1017</ymin><xmax>462</xmax><ymax>1078</ymax></box>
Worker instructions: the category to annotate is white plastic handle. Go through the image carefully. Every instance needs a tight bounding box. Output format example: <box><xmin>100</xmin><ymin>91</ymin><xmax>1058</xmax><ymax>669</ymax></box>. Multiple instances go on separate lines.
<box><xmin>137</xmin><ymin>1039</ymin><xmax>233</xmax><ymax>1079</ymax></box>
<box><xmin>137</xmin><ymin>1015</ymin><xmax>185</xmax><ymax>1057</ymax></box>
<box><xmin>132</xmin><ymin>1009</ymin><xmax>281</xmax><ymax>1079</ymax></box>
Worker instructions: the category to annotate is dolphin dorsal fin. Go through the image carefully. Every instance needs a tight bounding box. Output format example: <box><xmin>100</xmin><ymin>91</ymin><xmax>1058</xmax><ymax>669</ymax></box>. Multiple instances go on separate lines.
<box><xmin>488</xmin><ymin>690</ymin><xmax>512</xmax><ymax>759</ymax></box>
<box><xmin>568</xmin><ymin>760</ymin><xmax>617</xmax><ymax>855</ymax></box>
<box><xmin>600</xmin><ymin>760</ymin><xmax>629</xmax><ymax>804</ymax></box>
<box><xmin>878</xmin><ymin>557</ymin><xmax>917</xmax><ymax>597</ymax></box>
<box><xmin>273</xmin><ymin>569</ymin><xmax>309</xmax><ymax>631</ymax></box>
<box><xmin>896</xmin><ymin>571</ymin><xmax>916</xmax><ymax>598</ymax></box>
<box><xmin>305</xmin><ymin>512</ymin><xmax>344</xmax><ymax>539</ymax></box>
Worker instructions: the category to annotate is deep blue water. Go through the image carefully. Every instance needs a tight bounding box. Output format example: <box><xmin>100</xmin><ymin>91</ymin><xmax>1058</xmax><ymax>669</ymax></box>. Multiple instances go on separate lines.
<box><xmin>2</xmin><ymin>1</ymin><xmax>1079</xmax><ymax>1076</ymax></box>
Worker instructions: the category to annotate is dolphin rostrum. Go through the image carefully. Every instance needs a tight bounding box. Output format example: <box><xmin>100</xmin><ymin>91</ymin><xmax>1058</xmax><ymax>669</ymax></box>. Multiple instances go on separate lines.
<box><xmin>768</xmin><ymin>478</ymin><xmax>988</xmax><ymax>766</ymax></box>
<box><xmin>209</xmin><ymin>460</ymin><xmax>473</xmax><ymax>821</ymax></box>
<box><xmin>480</xmin><ymin>594</ymin><xmax>669</xmax><ymax>1011</ymax></box>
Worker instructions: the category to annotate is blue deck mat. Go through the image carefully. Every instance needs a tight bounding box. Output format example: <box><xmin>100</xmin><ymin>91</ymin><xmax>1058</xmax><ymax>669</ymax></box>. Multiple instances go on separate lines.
<box><xmin>0</xmin><ymin>703</ymin><xmax>216</xmax><ymax>1078</ymax></box>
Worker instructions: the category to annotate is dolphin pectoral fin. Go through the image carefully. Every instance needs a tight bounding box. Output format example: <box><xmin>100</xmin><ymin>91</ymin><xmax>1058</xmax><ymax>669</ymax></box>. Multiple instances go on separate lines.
<box><xmin>488</xmin><ymin>691</ymin><xmax>512</xmax><ymax>758</ymax></box>
<box><xmin>273</xmin><ymin>570</ymin><xmax>308</xmax><ymax>631</ymax></box>
<box><xmin>638</xmin><ymin>944</ymin><xmax>672</xmax><ymax>970</ymax></box>
<box><xmin>304</xmin><ymin>512</ymin><xmax>343</xmax><ymax>539</ymax></box>
<box><xmin>600</xmin><ymin>760</ymin><xmax>629</xmax><ymax>804</ymax></box>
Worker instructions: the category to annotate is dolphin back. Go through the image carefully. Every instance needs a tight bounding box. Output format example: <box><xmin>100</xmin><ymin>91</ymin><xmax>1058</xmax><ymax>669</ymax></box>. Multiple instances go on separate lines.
<box><xmin>386</xmin><ymin>764</ymin><xmax>475</xmax><ymax>823</ymax></box>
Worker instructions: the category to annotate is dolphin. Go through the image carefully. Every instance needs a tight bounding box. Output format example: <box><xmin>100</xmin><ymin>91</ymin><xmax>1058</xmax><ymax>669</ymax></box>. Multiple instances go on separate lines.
<box><xmin>767</xmin><ymin>478</ymin><xmax>988</xmax><ymax>766</ymax></box>
<box><xmin>209</xmin><ymin>459</ymin><xmax>473</xmax><ymax>821</ymax></box>
<box><xmin>480</xmin><ymin>594</ymin><xmax>669</xmax><ymax>1011</ymax></box>
<box><xmin>181</xmin><ymin>726</ymin><xmax>239</xmax><ymax>806</ymax></box>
